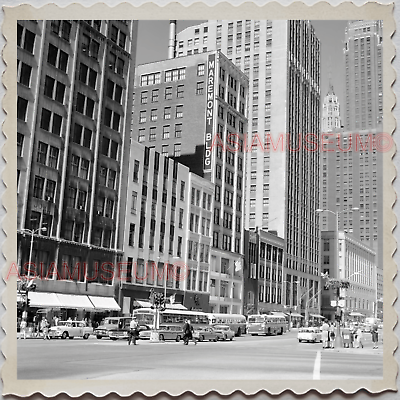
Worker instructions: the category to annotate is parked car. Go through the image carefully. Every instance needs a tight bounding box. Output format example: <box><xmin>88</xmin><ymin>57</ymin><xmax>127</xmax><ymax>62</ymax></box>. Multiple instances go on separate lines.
<box><xmin>158</xmin><ymin>325</ymin><xmax>184</xmax><ymax>342</ymax></box>
<box><xmin>49</xmin><ymin>321</ymin><xmax>93</xmax><ymax>340</ymax></box>
<box><xmin>297</xmin><ymin>327</ymin><xmax>322</xmax><ymax>343</ymax></box>
<box><xmin>213</xmin><ymin>324</ymin><xmax>235</xmax><ymax>341</ymax></box>
<box><xmin>193</xmin><ymin>326</ymin><xmax>218</xmax><ymax>342</ymax></box>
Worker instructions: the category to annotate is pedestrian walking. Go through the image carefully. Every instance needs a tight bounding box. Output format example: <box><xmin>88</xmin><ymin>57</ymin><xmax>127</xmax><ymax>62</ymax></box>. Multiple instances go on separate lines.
<box><xmin>128</xmin><ymin>316</ymin><xmax>139</xmax><ymax>345</ymax></box>
<box><xmin>182</xmin><ymin>319</ymin><xmax>196</xmax><ymax>345</ymax></box>
<box><xmin>19</xmin><ymin>318</ymin><xmax>27</xmax><ymax>339</ymax></box>
<box><xmin>355</xmin><ymin>327</ymin><xmax>364</xmax><ymax>348</ymax></box>
<box><xmin>329</xmin><ymin>324</ymin><xmax>336</xmax><ymax>349</ymax></box>
<box><xmin>41</xmin><ymin>318</ymin><xmax>50</xmax><ymax>340</ymax></box>
<box><xmin>321</xmin><ymin>319</ymin><xmax>329</xmax><ymax>349</ymax></box>
<box><xmin>371</xmin><ymin>324</ymin><xmax>379</xmax><ymax>349</ymax></box>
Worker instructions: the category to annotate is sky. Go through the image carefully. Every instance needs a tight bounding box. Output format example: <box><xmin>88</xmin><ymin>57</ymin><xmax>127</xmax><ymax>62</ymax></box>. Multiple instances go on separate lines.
<box><xmin>136</xmin><ymin>20</ymin><xmax>350</xmax><ymax>113</ymax></box>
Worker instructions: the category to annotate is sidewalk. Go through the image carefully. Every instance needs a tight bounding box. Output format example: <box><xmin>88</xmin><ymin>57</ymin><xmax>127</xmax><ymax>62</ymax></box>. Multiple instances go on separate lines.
<box><xmin>321</xmin><ymin>346</ymin><xmax>383</xmax><ymax>355</ymax></box>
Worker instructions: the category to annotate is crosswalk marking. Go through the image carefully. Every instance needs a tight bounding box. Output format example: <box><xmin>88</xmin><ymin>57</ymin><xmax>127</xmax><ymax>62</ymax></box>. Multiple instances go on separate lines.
<box><xmin>313</xmin><ymin>350</ymin><xmax>321</xmax><ymax>380</ymax></box>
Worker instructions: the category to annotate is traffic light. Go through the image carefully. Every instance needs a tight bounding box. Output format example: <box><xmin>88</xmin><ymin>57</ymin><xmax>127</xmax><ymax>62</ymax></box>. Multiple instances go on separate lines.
<box><xmin>26</xmin><ymin>298</ymin><xmax>30</xmax><ymax>308</ymax></box>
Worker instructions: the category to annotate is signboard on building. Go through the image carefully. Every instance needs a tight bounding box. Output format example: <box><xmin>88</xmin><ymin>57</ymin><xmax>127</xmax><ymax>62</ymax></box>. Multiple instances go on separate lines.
<box><xmin>203</xmin><ymin>53</ymin><xmax>215</xmax><ymax>172</ymax></box>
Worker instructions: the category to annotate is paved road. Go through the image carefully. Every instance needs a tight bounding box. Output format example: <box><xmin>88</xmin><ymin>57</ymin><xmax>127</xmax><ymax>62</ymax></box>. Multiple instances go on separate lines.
<box><xmin>17</xmin><ymin>330</ymin><xmax>383</xmax><ymax>380</ymax></box>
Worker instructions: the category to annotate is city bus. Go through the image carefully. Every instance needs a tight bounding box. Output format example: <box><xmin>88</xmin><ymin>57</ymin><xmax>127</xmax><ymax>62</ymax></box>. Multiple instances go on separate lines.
<box><xmin>133</xmin><ymin>308</ymin><xmax>209</xmax><ymax>329</ymax></box>
<box><xmin>247</xmin><ymin>314</ymin><xmax>288</xmax><ymax>336</ymax></box>
<box><xmin>207</xmin><ymin>313</ymin><xmax>247</xmax><ymax>336</ymax></box>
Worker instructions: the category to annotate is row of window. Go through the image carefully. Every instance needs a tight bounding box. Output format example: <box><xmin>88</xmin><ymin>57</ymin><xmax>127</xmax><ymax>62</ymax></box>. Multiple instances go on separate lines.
<box><xmin>190</xmin><ymin>187</ymin><xmax>212</xmax><ymax>210</ymax></box>
<box><xmin>187</xmin><ymin>240</ymin><xmax>211</xmax><ymax>263</ymax></box>
<box><xmin>139</xmin><ymin>105</ymin><xmax>183</xmax><ymax>124</ymax></box>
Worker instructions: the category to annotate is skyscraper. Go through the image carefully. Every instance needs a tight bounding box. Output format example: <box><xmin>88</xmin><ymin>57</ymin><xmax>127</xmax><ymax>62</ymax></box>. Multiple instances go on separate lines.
<box><xmin>321</xmin><ymin>82</ymin><xmax>342</xmax><ymax>132</ymax></box>
<box><xmin>17</xmin><ymin>20</ymin><xmax>137</xmax><ymax>317</ymax></box>
<box><xmin>343</xmin><ymin>20</ymin><xmax>383</xmax><ymax>131</ymax></box>
<box><xmin>177</xmin><ymin>20</ymin><xmax>321</xmax><ymax>314</ymax></box>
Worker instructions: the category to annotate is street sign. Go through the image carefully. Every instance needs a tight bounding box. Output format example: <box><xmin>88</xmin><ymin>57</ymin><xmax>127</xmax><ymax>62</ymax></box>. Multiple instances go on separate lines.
<box><xmin>338</xmin><ymin>299</ymin><xmax>345</xmax><ymax>308</ymax></box>
<box><xmin>331</xmin><ymin>300</ymin><xmax>337</xmax><ymax>307</ymax></box>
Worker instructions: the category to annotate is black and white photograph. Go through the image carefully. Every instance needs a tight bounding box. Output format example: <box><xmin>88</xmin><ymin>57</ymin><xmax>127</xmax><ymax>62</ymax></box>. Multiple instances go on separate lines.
<box><xmin>2</xmin><ymin>1</ymin><xmax>397</xmax><ymax>397</ymax></box>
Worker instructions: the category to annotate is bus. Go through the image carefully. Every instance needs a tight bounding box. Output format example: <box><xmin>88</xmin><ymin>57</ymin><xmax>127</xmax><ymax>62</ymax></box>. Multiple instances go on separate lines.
<box><xmin>247</xmin><ymin>314</ymin><xmax>288</xmax><ymax>336</ymax></box>
<box><xmin>133</xmin><ymin>308</ymin><xmax>209</xmax><ymax>329</ymax></box>
<box><xmin>207</xmin><ymin>313</ymin><xmax>247</xmax><ymax>336</ymax></box>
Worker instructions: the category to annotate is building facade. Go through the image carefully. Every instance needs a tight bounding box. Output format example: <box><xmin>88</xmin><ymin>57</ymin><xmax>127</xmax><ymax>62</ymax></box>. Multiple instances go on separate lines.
<box><xmin>320</xmin><ymin>127</ymin><xmax>384</xmax><ymax>301</ymax></box>
<box><xmin>343</xmin><ymin>20</ymin><xmax>383</xmax><ymax>131</ymax></box>
<box><xmin>320</xmin><ymin>231</ymin><xmax>376</xmax><ymax>321</ymax></box>
<box><xmin>121</xmin><ymin>144</ymin><xmax>214</xmax><ymax>314</ymax></box>
<box><xmin>321</xmin><ymin>82</ymin><xmax>342</xmax><ymax>132</ymax></box>
<box><xmin>176</xmin><ymin>20</ymin><xmax>321</xmax><ymax>314</ymax></box>
<box><xmin>132</xmin><ymin>50</ymin><xmax>248</xmax><ymax>313</ymax></box>
<box><xmin>17</xmin><ymin>20</ymin><xmax>137</xmax><ymax>321</ymax></box>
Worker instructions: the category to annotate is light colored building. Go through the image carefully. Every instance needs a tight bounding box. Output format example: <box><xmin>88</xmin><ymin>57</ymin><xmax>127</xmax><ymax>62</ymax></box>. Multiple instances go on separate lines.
<box><xmin>132</xmin><ymin>50</ymin><xmax>248</xmax><ymax>313</ymax></box>
<box><xmin>121</xmin><ymin>144</ymin><xmax>214</xmax><ymax>314</ymax></box>
<box><xmin>320</xmin><ymin>126</ymin><xmax>384</xmax><ymax>301</ymax></box>
<box><xmin>343</xmin><ymin>20</ymin><xmax>383</xmax><ymax>131</ymax></box>
<box><xmin>321</xmin><ymin>231</ymin><xmax>376</xmax><ymax>321</ymax></box>
<box><xmin>321</xmin><ymin>82</ymin><xmax>342</xmax><ymax>132</ymax></box>
<box><xmin>177</xmin><ymin>20</ymin><xmax>321</xmax><ymax>314</ymax></box>
<box><xmin>17</xmin><ymin>20</ymin><xmax>137</xmax><ymax>323</ymax></box>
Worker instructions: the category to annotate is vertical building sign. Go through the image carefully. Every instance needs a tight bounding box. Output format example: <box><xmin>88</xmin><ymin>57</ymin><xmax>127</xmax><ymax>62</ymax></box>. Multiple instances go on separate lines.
<box><xmin>203</xmin><ymin>53</ymin><xmax>215</xmax><ymax>172</ymax></box>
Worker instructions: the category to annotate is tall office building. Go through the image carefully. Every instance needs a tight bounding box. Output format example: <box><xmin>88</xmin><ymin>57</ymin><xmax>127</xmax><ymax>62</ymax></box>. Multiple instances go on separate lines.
<box><xmin>17</xmin><ymin>20</ymin><xmax>137</xmax><ymax>321</ymax></box>
<box><xmin>321</xmin><ymin>20</ymin><xmax>384</xmax><ymax>303</ymax></box>
<box><xmin>132</xmin><ymin>50</ymin><xmax>248</xmax><ymax>313</ymax></box>
<box><xmin>320</xmin><ymin>127</ymin><xmax>384</xmax><ymax>301</ymax></box>
<box><xmin>343</xmin><ymin>20</ymin><xmax>383</xmax><ymax>131</ymax></box>
<box><xmin>177</xmin><ymin>20</ymin><xmax>321</xmax><ymax>314</ymax></box>
<box><xmin>321</xmin><ymin>82</ymin><xmax>342</xmax><ymax>132</ymax></box>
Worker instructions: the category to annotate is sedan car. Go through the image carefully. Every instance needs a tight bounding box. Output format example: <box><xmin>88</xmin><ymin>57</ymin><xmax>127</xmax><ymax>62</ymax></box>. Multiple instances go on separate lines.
<box><xmin>297</xmin><ymin>327</ymin><xmax>322</xmax><ymax>343</ymax></box>
<box><xmin>213</xmin><ymin>325</ymin><xmax>235</xmax><ymax>341</ymax></box>
<box><xmin>138</xmin><ymin>325</ymin><xmax>152</xmax><ymax>340</ymax></box>
<box><xmin>158</xmin><ymin>325</ymin><xmax>184</xmax><ymax>342</ymax></box>
<box><xmin>193</xmin><ymin>326</ymin><xmax>218</xmax><ymax>342</ymax></box>
<box><xmin>49</xmin><ymin>321</ymin><xmax>93</xmax><ymax>340</ymax></box>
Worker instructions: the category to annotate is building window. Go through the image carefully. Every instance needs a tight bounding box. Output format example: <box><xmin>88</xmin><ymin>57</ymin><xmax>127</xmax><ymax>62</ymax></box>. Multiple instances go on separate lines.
<box><xmin>177</xmin><ymin>85</ymin><xmax>184</xmax><ymax>98</ymax></box>
<box><xmin>165</xmin><ymin>68</ymin><xmax>186</xmax><ymax>82</ymax></box>
<box><xmin>17</xmin><ymin>61</ymin><xmax>32</xmax><ymax>87</ymax></box>
<box><xmin>196</xmin><ymin>81</ymin><xmax>204</xmax><ymax>95</ymax></box>
<box><xmin>165</xmin><ymin>87</ymin><xmax>173</xmax><ymax>100</ymax></box>
<box><xmin>151</xmin><ymin>89</ymin><xmax>159</xmax><ymax>102</ymax></box>
<box><xmin>150</xmin><ymin>109</ymin><xmax>157</xmax><ymax>122</ymax></box>
<box><xmin>40</xmin><ymin>108</ymin><xmax>62</xmax><ymax>135</ymax></box>
<box><xmin>140</xmin><ymin>72</ymin><xmax>161</xmax><ymax>86</ymax></box>
<box><xmin>17</xmin><ymin>97</ymin><xmax>29</xmax><ymax>121</ymax></box>
<box><xmin>174</xmin><ymin>143</ymin><xmax>181</xmax><ymax>157</ymax></box>
<box><xmin>197</xmin><ymin>63</ymin><xmax>205</xmax><ymax>76</ymax></box>
<box><xmin>149</xmin><ymin>127</ymin><xmax>157</xmax><ymax>141</ymax></box>
<box><xmin>17</xmin><ymin>23</ymin><xmax>36</xmax><ymax>53</ymax></box>
<box><xmin>162</xmin><ymin>125</ymin><xmax>170</xmax><ymax>140</ymax></box>
<box><xmin>176</xmin><ymin>105</ymin><xmax>183</xmax><ymax>119</ymax></box>
<box><xmin>175</xmin><ymin>123</ymin><xmax>182</xmax><ymax>138</ymax></box>
<box><xmin>47</xmin><ymin>44</ymin><xmax>68</xmax><ymax>72</ymax></box>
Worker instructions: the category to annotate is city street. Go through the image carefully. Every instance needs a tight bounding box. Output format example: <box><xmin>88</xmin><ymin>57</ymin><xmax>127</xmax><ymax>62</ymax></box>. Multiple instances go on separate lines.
<box><xmin>17</xmin><ymin>330</ymin><xmax>383</xmax><ymax>380</ymax></box>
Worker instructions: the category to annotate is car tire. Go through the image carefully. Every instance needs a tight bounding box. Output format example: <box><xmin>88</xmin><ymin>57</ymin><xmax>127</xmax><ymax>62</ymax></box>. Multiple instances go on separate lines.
<box><xmin>298</xmin><ymin>339</ymin><xmax>301</xmax><ymax>342</ymax></box>
<box><xmin>61</xmin><ymin>331</ymin><xmax>68</xmax><ymax>340</ymax></box>
<box><xmin>159</xmin><ymin>334</ymin><xmax>164</xmax><ymax>341</ymax></box>
<box><xmin>237</xmin><ymin>328</ymin><xmax>241</xmax><ymax>337</ymax></box>
<box><xmin>224</xmin><ymin>335</ymin><xmax>227</xmax><ymax>341</ymax></box>
<box><xmin>251</xmin><ymin>334</ymin><xmax>257</xmax><ymax>336</ymax></box>
<box><xmin>69</xmin><ymin>336</ymin><xmax>74</xmax><ymax>339</ymax></box>
<box><xmin>213</xmin><ymin>338</ymin><xmax>217</xmax><ymax>342</ymax></box>
<box><xmin>96</xmin><ymin>335</ymin><xmax>102</xmax><ymax>340</ymax></box>
<box><xmin>176</xmin><ymin>335</ymin><xmax>181</xmax><ymax>342</ymax></box>
<box><xmin>110</xmin><ymin>337</ymin><xmax>118</xmax><ymax>341</ymax></box>
<box><xmin>83</xmin><ymin>333</ymin><xmax>90</xmax><ymax>340</ymax></box>
<box><xmin>230</xmin><ymin>337</ymin><xmax>233</xmax><ymax>341</ymax></box>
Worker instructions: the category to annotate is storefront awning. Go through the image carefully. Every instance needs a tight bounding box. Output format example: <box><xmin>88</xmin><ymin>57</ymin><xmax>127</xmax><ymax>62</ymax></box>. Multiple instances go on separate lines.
<box><xmin>56</xmin><ymin>294</ymin><xmax>95</xmax><ymax>310</ymax></box>
<box><xmin>28</xmin><ymin>292</ymin><xmax>62</xmax><ymax>308</ymax></box>
<box><xmin>166</xmin><ymin>304</ymin><xmax>187</xmax><ymax>310</ymax></box>
<box><xmin>134</xmin><ymin>300</ymin><xmax>152</xmax><ymax>308</ymax></box>
<box><xmin>271</xmin><ymin>312</ymin><xmax>287</xmax><ymax>318</ymax></box>
<box><xmin>309</xmin><ymin>314</ymin><xmax>325</xmax><ymax>319</ymax></box>
<box><xmin>88</xmin><ymin>296</ymin><xmax>121</xmax><ymax>311</ymax></box>
<box><xmin>290</xmin><ymin>313</ymin><xmax>303</xmax><ymax>318</ymax></box>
